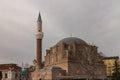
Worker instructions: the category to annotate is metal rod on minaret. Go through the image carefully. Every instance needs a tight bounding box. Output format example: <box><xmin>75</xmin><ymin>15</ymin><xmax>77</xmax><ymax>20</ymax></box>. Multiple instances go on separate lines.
<box><xmin>35</xmin><ymin>12</ymin><xmax>43</xmax><ymax>69</ymax></box>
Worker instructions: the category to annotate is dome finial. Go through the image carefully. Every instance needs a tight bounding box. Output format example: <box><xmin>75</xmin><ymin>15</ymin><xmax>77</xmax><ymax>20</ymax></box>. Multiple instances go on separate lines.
<box><xmin>68</xmin><ymin>33</ymin><xmax>73</xmax><ymax>37</ymax></box>
<box><xmin>70</xmin><ymin>33</ymin><xmax>72</xmax><ymax>37</ymax></box>
<box><xmin>37</xmin><ymin>12</ymin><xmax>42</xmax><ymax>22</ymax></box>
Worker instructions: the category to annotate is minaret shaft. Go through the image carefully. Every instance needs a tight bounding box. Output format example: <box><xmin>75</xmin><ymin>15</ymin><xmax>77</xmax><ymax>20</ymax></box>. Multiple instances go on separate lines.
<box><xmin>36</xmin><ymin>39</ymin><xmax>42</xmax><ymax>68</ymax></box>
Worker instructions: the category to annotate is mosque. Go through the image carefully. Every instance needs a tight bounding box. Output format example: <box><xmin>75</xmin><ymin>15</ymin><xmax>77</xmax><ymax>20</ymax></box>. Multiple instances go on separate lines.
<box><xmin>31</xmin><ymin>13</ymin><xmax>106</xmax><ymax>80</ymax></box>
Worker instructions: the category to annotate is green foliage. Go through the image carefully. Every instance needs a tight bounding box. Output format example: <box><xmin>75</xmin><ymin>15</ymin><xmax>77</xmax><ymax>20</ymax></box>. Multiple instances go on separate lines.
<box><xmin>112</xmin><ymin>60</ymin><xmax>120</xmax><ymax>80</ymax></box>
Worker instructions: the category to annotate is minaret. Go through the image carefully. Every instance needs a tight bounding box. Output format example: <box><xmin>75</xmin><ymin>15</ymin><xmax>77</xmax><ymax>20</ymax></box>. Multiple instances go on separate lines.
<box><xmin>35</xmin><ymin>12</ymin><xmax>43</xmax><ymax>69</ymax></box>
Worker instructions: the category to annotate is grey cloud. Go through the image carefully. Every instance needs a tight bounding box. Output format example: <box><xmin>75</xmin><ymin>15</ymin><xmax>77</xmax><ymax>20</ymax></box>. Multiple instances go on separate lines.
<box><xmin>0</xmin><ymin>0</ymin><xmax>120</xmax><ymax>65</ymax></box>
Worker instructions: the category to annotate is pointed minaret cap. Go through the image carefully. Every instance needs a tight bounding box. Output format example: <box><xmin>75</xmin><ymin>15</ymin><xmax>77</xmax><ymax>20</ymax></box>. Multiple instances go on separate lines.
<box><xmin>37</xmin><ymin>12</ymin><xmax>42</xmax><ymax>22</ymax></box>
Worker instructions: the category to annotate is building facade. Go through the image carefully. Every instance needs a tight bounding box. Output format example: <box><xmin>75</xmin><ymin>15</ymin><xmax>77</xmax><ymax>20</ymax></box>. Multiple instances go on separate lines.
<box><xmin>0</xmin><ymin>64</ymin><xmax>21</xmax><ymax>80</ymax></box>
<box><xmin>31</xmin><ymin>13</ymin><xmax>106</xmax><ymax>80</ymax></box>
<box><xmin>103</xmin><ymin>56</ymin><xmax>119</xmax><ymax>78</ymax></box>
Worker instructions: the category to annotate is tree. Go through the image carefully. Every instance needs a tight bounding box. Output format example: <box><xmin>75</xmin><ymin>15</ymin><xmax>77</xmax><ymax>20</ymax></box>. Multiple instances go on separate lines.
<box><xmin>76</xmin><ymin>45</ymin><xmax>105</xmax><ymax>80</ymax></box>
<box><xmin>112</xmin><ymin>60</ymin><xmax>120</xmax><ymax>80</ymax></box>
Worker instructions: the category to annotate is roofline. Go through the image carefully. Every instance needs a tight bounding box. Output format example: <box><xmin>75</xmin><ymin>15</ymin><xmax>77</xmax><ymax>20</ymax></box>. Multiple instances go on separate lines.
<box><xmin>0</xmin><ymin>63</ymin><xmax>17</xmax><ymax>65</ymax></box>
<box><xmin>103</xmin><ymin>56</ymin><xmax>119</xmax><ymax>60</ymax></box>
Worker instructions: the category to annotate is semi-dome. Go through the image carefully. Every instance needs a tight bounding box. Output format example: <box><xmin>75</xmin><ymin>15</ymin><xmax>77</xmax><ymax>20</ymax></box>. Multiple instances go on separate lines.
<box><xmin>56</xmin><ymin>37</ymin><xmax>87</xmax><ymax>46</ymax></box>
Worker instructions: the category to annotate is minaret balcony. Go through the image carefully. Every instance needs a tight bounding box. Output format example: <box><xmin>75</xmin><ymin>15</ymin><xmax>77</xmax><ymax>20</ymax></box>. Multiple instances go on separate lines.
<box><xmin>35</xmin><ymin>32</ymin><xmax>44</xmax><ymax>39</ymax></box>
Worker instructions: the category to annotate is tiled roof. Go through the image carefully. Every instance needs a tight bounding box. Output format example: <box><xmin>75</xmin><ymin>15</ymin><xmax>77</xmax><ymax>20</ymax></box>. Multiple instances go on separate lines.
<box><xmin>0</xmin><ymin>64</ymin><xmax>21</xmax><ymax>71</ymax></box>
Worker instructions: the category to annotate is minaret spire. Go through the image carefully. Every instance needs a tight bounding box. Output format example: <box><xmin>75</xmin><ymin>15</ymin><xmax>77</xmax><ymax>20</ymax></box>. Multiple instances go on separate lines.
<box><xmin>37</xmin><ymin>12</ymin><xmax>42</xmax><ymax>22</ymax></box>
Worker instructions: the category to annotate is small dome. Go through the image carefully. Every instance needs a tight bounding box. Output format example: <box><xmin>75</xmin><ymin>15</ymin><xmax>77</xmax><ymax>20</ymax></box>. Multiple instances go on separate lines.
<box><xmin>56</xmin><ymin>37</ymin><xmax>87</xmax><ymax>46</ymax></box>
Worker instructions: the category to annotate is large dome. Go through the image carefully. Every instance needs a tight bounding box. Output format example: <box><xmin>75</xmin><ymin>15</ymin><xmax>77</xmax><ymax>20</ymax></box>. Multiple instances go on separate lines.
<box><xmin>56</xmin><ymin>37</ymin><xmax>87</xmax><ymax>45</ymax></box>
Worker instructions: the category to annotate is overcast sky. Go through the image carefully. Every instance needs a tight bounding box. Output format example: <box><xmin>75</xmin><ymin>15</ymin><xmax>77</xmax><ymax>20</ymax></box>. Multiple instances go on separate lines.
<box><xmin>0</xmin><ymin>0</ymin><xmax>120</xmax><ymax>66</ymax></box>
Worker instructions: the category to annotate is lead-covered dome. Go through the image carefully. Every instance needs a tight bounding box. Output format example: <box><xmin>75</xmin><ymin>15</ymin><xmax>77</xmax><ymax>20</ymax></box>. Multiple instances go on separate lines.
<box><xmin>56</xmin><ymin>37</ymin><xmax>87</xmax><ymax>46</ymax></box>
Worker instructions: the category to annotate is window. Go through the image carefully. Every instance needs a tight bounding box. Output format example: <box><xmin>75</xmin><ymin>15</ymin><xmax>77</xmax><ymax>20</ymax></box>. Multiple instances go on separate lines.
<box><xmin>0</xmin><ymin>71</ymin><xmax>2</xmax><ymax>78</ymax></box>
<box><xmin>108</xmin><ymin>62</ymin><xmax>111</xmax><ymax>65</ymax></box>
<box><xmin>15</xmin><ymin>73</ymin><xmax>18</xmax><ymax>78</ymax></box>
<box><xmin>51</xmin><ymin>57</ymin><xmax>54</xmax><ymax>63</ymax></box>
<box><xmin>5</xmin><ymin>73</ymin><xmax>7</xmax><ymax>78</ymax></box>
